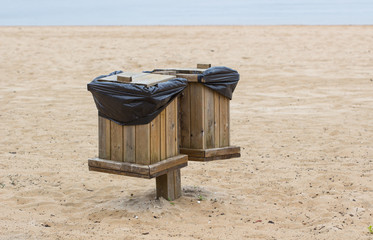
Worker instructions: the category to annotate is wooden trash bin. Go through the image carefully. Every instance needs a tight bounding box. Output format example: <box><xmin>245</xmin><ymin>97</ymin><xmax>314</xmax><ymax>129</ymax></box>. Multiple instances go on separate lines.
<box><xmin>153</xmin><ymin>64</ymin><xmax>241</xmax><ymax>161</ymax></box>
<box><xmin>88</xmin><ymin>72</ymin><xmax>188</xmax><ymax>200</ymax></box>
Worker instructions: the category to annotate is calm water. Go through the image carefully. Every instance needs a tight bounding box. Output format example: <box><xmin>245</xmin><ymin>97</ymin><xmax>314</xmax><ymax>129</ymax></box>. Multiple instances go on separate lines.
<box><xmin>1</xmin><ymin>0</ymin><xmax>372</xmax><ymax>25</ymax></box>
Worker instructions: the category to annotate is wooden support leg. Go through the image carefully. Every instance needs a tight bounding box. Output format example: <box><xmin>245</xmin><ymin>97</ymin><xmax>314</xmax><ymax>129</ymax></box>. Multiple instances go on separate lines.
<box><xmin>156</xmin><ymin>169</ymin><xmax>181</xmax><ymax>201</ymax></box>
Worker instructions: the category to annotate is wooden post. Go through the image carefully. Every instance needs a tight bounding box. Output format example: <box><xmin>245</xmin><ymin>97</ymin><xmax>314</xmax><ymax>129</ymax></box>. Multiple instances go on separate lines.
<box><xmin>156</xmin><ymin>169</ymin><xmax>181</xmax><ymax>201</ymax></box>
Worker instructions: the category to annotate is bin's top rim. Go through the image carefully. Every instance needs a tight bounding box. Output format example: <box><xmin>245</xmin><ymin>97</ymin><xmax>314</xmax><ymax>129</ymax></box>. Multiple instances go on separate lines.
<box><xmin>97</xmin><ymin>72</ymin><xmax>176</xmax><ymax>87</ymax></box>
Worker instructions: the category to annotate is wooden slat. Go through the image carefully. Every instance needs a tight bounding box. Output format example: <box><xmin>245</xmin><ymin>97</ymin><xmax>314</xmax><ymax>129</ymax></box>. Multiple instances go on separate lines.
<box><xmin>149</xmin><ymin>154</ymin><xmax>188</xmax><ymax>176</ymax></box>
<box><xmin>204</xmin><ymin>87</ymin><xmax>215</xmax><ymax>148</ymax></box>
<box><xmin>89</xmin><ymin>166</ymin><xmax>151</xmax><ymax>179</ymax></box>
<box><xmin>179</xmin><ymin>148</ymin><xmax>205</xmax><ymax>157</ymax></box>
<box><xmin>177</xmin><ymin>95</ymin><xmax>182</xmax><ymax>153</ymax></box>
<box><xmin>180</xmin><ymin>87</ymin><xmax>191</xmax><ymax>148</ymax></box>
<box><xmin>166</xmin><ymin>101</ymin><xmax>177</xmax><ymax>158</ymax></box>
<box><xmin>153</xmin><ymin>68</ymin><xmax>205</xmax><ymax>74</ymax></box>
<box><xmin>132</xmin><ymin>73</ymin><xmax>174</xmax><ymax>86</ymax></box>
<box><xmin>227</xmin><ymin>96</ymin><xmax>230</xmax><ymax>146</ymax></box>
<box><xmin>180</xmin><ymin>146</ymin><xmax>240</xmax><ymax>159</ymax></box>
<box><xmin>190</xmin><ymin>83</ymin><xmax>205</xmax><ymax>149</ymax></box>
<box><xmin>135</xmin><ymin>124</ymin><xmax>150</xmax><ymax>165</ymax></box>
<box><xmin>98</xmin><ymin>72</ymin><xmax>174</xmax><ymax>87</ymax></box>
<box><xmin>89</xmin><ymin>155</ymin><xmax>187</xmax><ymax>178</ymax></box>
<box><xmin>176</xmin><ymin>73</ymin><xmax>199</xmax><ymax>82</ymax></box>
<box><xmin>123</xmin><ymin>125</ymin><xmax>135</xmax><ymax>163</ymax></box>
<box><xmin>88</xmin><ymin>158</ymin><xmax>149</xmax><ymax>176</ymax></box>
<box><xmin>98</xmin><ymin>116</ymin><xmax>111</xmax><ymax>159</ymax></box>
<box><xmin>214</xmin><ymin>92</ymin><xmax>220</xmax><ymax>148</ymax></box>
<box><xmin>175</xmin><ymin>98</ymin><xmax>179</xmax><ymax>154</ymax></box>
<box><xmin>204</xmin><ymin>146</ymin><xmax>240</xmax><ymax>158</ymax></box>
<box><xmin>150</xmin><ymin>116</ymin><xmax>161</xmax><ymax>164</ymax></box>
<box><xmin>197</xmin><ymin>63</ymin><xmax>211</xmax><ymax>69</ymax></box>
<box><xmin>152</xmin><ymin>70</ymin><xmax>177</xmax><ymax>75</ymax></box>
<box><xmin>188</xmin><ymin>153</ymin><xmax>241</xmax><ymax>162</ymax></box>
<box><xmin>110</xmin><ymin>121</ymin><xmax>123</xmax><ymax>162</ymax></box>
<box><xmin>160</xmin><ymin>109</ymin><xmax>166</xmax><ymax>160</ymax></box>
<box><xmin>219</xmin><ymin>96</ymin><xmax>230</xmax><ymax>147</ymax></box>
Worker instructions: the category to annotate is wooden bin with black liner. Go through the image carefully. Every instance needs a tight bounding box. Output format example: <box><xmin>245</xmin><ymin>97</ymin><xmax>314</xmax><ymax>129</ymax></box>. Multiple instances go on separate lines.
<box><xmin>88</xmin><ymin>72</ymin><xmax>188</xmax><ymax>200</ymax></box>
<box><xmin>153</xmin><ymin>64</ymin><xmax>241</xmax><ymax>161</ymax></box>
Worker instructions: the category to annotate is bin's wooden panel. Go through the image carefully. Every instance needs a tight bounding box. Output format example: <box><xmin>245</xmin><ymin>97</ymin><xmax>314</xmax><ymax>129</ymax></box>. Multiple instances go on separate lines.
<box><xmin>178</xmin><ymin>82</ymin><xmax>230</xmax><ymax>150</ymax></box>
<box><xmin>189</xmin><ymin>82</ymin><xmax>205</xmax><ymax>149</ymax></box>
<box><xmin>98</xmin><ymin>98</ymin><xmax>178</xmax><ymax>165</ymax></box>
<box><xmin>110</xmin><ymin>121</ymin><xmax>123</xmax><ymax>161</ymax></box>
<box><xmin>135</xmin><ymin>124</ymin><xmax>150</xmax><ymax>165</ymax></box>
<box><xmin>150</xmin><ymin>116</ymin><xmax>161</xmax><ymax>164</ymax></box>
<box><xmin>204</xmin><ymin>87</ymin><xmax>215</xmax><ymax>148</ymax></box>
<box><xmin>123</xmin><ymin>125</ymin><xmax>135</xmax><ymax>163</ymax></box>
<box><xmin>160</xmin><ymin>110</ymin><xmax>166</xmax><ymax>160</ymax></box>
<box><xmin>98</xmin><ymin>116</ymin><xmax>111</xmax><ymax>159</ymax></box>
<box><xmin>180</xmin><ymin>86</ymin><xmax>190</xmax><ymax>148</ymax></box>
<box><xmin>213</xmin><ymin>92</ymin><xmax>220</xmax><ymax>148</ymax></box>
<box><xmin>219</xmin><ymin>95</ymin><xmax>230</xmax><ymax>147</ymax></box>
<box><xmin>166</xmin><ymin>100</ymin><xmax>177</xmax><ymax>158</ymax></box>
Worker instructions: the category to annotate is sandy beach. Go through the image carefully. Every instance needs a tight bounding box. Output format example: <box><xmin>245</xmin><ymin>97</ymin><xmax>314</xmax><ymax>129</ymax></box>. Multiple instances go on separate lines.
<box><xmin>0</xmin><ymin>26</ymin><xmax>372</xmax><ymax>239</ymax></box>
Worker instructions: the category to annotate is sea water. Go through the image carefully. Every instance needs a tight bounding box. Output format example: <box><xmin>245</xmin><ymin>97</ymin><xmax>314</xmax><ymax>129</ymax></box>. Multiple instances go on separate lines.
<box><xmin>1</xmin><ymin>0</ymin><xmax>372</xmax><ymax>25</ymax></box>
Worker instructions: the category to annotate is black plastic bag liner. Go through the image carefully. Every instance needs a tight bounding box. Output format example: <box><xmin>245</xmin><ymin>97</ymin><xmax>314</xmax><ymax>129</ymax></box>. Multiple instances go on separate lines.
<box><xmin>146</xmin><ymin>66</ymin><xmax>239</xmax><ymax>100</ymax></box>
<box><xmin>199</xmin><ymin>66</ymin><xmax>239</xmax><ymax>100</ymax></box>
<box><xmin>87</xmin><ymin>71</ymin><xmax>188</xmax><ymax>125</ymax></box>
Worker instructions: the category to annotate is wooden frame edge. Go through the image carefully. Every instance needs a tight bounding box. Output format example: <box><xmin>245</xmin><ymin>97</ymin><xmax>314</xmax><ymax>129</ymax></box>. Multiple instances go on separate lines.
<box><xmin>88</xmin><ymin>154</ymin><xmax>188</xmax><ymax>179</ymax></box>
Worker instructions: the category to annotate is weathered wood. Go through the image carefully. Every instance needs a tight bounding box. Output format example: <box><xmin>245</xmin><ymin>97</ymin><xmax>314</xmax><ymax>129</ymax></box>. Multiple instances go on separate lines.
<box><xmin>176</xmin><ymin>73</ymin><xmax>199</xmax><ymax>82</ymax></box>
<box><xmin>213</xmin><ymin>92</ymin><xmax>220</xmax><ymax>148</ymax></box>
<box><xmin>156</xmin><ymin>169</ymin><xmax>181</xmax><ymax>200</ymax></box>
<box><xmin>180</xmin><ymin>87</ymin><xmax>190</xmax><ymax>148</ymax></box>
<box><xmin>219</xmin><ymin>96</ymin><xmax>230</xmax><ymax>147</ymax></box>
<box><xmin>123</xmin><ymin>125</ymin><xmax>136</xmax><ymax>163</ymax></box>
<box><xmin>204</xmin><ymin>87</ymin><xmax>215</xmax><ymax>148</ymax></box>
<box><xmin>174</xmin><ymin>169</ymin><xmax>181</xmax><ymax>198</ymax></box>
<box><xmin>177</xmin><ymin>95</ymin><xmax>182</xmax><ymax>153</ymax></box>
<box><xmin>175</xmin><ymin>98</ymin><xmax>179</xmax><ymax>154</ymax></box>
<box><xmin>89</xmin><ymin>155</ymin><xmax>187</xmax><ymax>179</ymax></box>
<box><xmin>205</xmin><ymin>146</ymin><xmax>240</xmax><ymax>157</ymax></box>
<box><xmin>160</xmin><ymin>108</ymin><xmax>166</xmax><ymax>160</ymax></box>
<box><xmin>110</xmin><ymin>121</ymin><xmax>123</xmax><ymax>161</ymax></box>
<box><xmin>133</xmin><ymin>73</ymin><xmax>174</xmax><ymax>86</ymax></box>
<box><xmin>88</xmin><ymin>158</ymin><xmax>149</xmax><ymax>176</ymax></box>
<box><xmin>89</xmin><ymin>166</ymin><xmax>151</xmax><ymax>179</ymax></box>
<box><xmin>117</xmin><ymin>74</ymin><xmax>132</xmax><ymax>83</ymax></box>
<box><xmin>156</xmin><ymin>173</ymin><xmax>171</xmax><ymax>199</ymax></box>
<box><xmin>179</xmin><ymin>148</ymin><xmax>205</xmax><ymax>158</ymax></box>
<box><xmin>187</xmin><ymin>153</ymin><xmax>241</xmax><ymax>162</ymax></box>
<box><xmin>190</xmin><ymin>83</ymin><xmax>205</xmax><ymax>149</ymax></box>
<box><xmin>98</xmin><ymin>116</ymin><xmax>111</xmax><ymax>159</ymax></box>
<box><xmin>180</xmin><ymin>146</ymin><xmax>241</xmax><ymax>161</ymax></box>
<box><xmin>98</xmin><ymin>72</ymin><xmax>175</xmax><ymax>87</ymax></box>
<box><xmin>153</xmin><ymin>70</ymin><xmax>177</xmax><ymax>75</ymax></box>
<box><xmin>135</xmin><ymin>124</ymin><xmax>150</xmax><ymax>165</ymax></box>
<box><xmin>149</xmin><ymin>154</ymin><xmax>188</xmax><ymax>176</ymax></box>
<box><xmin>180</xmin><ymin>146</ymin><xmax>240</xmax><ymax>158</ymax></box>
<box><xmin>166</xmin><ymin>100</ymin><xmax>177</xmax><ymax>158</ymax></box>
<box><xmin>153</xmin><ymin>68</ymin><xmax>205</xmax><ymax>74</ymax></box>
<box><xmin>150</xmin><ymin>116</ymin><xmax>161</xmax><ymax>164</ymax></box>
<box><xmin>197</xmin><ymin>63</ymin><xmax>211</xmax><ymax>69</ymax></box>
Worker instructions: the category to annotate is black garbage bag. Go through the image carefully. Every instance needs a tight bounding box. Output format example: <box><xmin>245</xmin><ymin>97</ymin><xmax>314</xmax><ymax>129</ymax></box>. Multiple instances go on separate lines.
<box><xmin>147</xmin><ymin>66</ymin><xmax>239</xmax><ymax>99</ymax></box>
<box><xmin>199</xmin><ymin>66</ymin><xmax>239</xmax><ymax>100</ymax></box>
<box><xmin>87</xmin><ymin>71</ymin><xmax>188</xmax><ymax>125</ymax></box>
